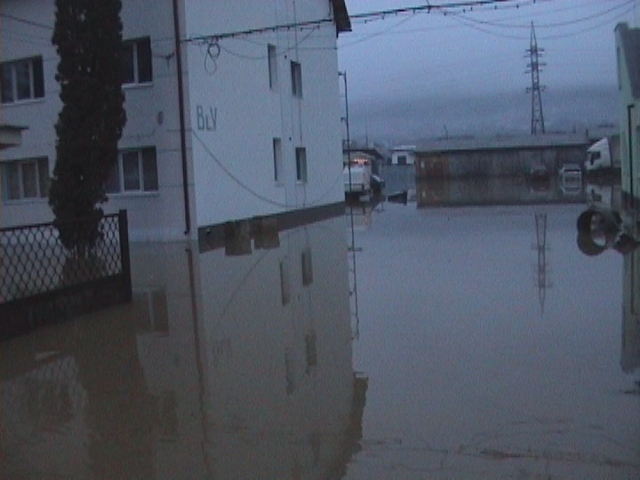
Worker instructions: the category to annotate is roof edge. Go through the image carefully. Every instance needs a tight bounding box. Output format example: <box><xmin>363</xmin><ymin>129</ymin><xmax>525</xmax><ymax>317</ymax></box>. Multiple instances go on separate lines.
<box><xmin>331</xmin><ymin>0</ymin><xmax>351</xmax><ymax>35</ymax></box>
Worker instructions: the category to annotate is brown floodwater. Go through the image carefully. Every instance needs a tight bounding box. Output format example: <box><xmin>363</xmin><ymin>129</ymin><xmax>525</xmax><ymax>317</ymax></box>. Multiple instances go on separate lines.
<box><xmin>1</xmin><ymin>187</ymin><xmax>639</xmax><ymax>478</ymax></box>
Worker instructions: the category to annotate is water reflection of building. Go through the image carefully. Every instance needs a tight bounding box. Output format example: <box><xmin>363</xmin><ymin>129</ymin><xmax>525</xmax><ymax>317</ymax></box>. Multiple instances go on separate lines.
<box><xmin>622</xmin><ymin>247</ymin><xmax>640</xmax><ymax>373</ymax></box>
<box><xmin>576</xmin><ymin>206</ymin><xmax>640</xmax><ymax>374</ymax></box>
<box><xmin>416</xmin><ymin>177</ymin><xmax>586</xmax><ymax>208</ymax></box>
<box><xmin>0</xmin><ymin>216</ymin><xmax>366</xmax><ymax>478</ymax></box>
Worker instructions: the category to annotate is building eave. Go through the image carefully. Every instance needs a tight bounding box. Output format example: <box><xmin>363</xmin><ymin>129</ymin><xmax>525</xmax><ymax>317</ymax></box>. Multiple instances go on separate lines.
<box><xmin>332</xmin><ymin>0</ymin><xmax>351</xmax><ymax>35</ymax></box>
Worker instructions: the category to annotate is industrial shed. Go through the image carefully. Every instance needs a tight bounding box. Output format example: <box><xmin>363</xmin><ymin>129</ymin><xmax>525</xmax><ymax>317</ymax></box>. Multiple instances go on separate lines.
<box><xmin>415</xmin><ymin>134</ymin><xmax>590</xmax><ymax>179</ymax></box>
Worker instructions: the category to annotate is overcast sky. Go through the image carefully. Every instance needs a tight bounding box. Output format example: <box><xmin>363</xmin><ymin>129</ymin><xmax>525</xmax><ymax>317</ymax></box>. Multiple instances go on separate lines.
<box><xmin>337</xmin><ymin>0</ymin><xmax>639</xmax><ymax>141</ymax></box>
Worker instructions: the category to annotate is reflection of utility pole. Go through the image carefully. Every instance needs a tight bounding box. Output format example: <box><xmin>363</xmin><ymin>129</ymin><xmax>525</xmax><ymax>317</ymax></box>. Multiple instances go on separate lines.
<box><xmin>526</xmin><ymin>22</ymin><xmax>546</xmax><ymax>135</ymax></box>
<box><xmin>340</xmin><ymin>71</ymin><xmax>360</xmax><ymax>340</ymax></box>
<box><xmin>534</xmin><ymin>213</ymin><xmax>552</xmax><ymax>314</ymax></box>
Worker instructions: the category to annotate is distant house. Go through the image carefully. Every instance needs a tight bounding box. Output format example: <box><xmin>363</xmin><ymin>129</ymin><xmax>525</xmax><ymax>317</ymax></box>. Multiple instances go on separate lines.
<box><xmin>391</xmin><ymin>146</ymin><xmax>416</xmax><ymax>166</ymax></box>
<box><xmin>0</xmin><ymin>0</ymin><xmax>350</xmax><ymax>241</ymax></box>
<box><xmin>615</xmin><ymin>23</ymin><xmax>640</xmax><ymax>206</ymax></box>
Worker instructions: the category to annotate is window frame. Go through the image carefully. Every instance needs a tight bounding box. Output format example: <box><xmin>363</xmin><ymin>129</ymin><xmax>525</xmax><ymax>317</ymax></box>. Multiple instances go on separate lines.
<box><xmin>268</xmin><ymin>44</ymin><xmax>278</xmax><ymax>91</ymax></box>
<box><xmin>106</xmin><ymin>147</ymin><xmax>159</xmax><ymax>195</ymax></box>
<box><xmin>121</xmin><ymin>37</ymin><xmax>153</xmax><ymax>86</ymax></box>
<box><xmin>290</xmin><ymin>61</ymin><xmax>302</xmax><ymax>98</ymax></box>
<box><xmin>0</xmin><ymin>56</ymin><xmax>45</xmax><ymax>105</ymax></box>
<box><xmin>1</xmin><ymin>157</ymin><xmax>49</xmax><ymax>202</ymax></box>
<box><xmin>272</xmin><ymin>137</ymin><xmax>283</xmax><ymax>183</ymax></box>
<box><xmin>295</xmin><ymin>147</ymin><xmax>307</xmax><ymax>183</ymax></box>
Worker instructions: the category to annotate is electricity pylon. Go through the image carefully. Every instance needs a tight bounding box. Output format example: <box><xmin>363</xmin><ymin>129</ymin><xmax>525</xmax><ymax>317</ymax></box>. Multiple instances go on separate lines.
<box><xmin>526</xmin><ymin>22</ymin><xmax>545</xmax><ymax>135</ymax></box>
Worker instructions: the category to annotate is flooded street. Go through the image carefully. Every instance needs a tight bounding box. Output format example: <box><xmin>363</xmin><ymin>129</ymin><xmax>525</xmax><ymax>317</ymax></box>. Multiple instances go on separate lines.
<box><xmin>2</xmin><ymin>187</ymin><xmax>640</xmax><ymax>478</ymax></box>
<box><xmin>348</xmin><ymin>201</ymin><xmax>639</xmax><ymax>478</ymax></box>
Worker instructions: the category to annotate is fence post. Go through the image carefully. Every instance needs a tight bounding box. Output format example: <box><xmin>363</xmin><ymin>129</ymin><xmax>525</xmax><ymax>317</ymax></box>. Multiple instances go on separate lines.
<box><xmin>118</xmin><ymin>209</ymin><xmax>132</xmax><ymax>302</ymax></box>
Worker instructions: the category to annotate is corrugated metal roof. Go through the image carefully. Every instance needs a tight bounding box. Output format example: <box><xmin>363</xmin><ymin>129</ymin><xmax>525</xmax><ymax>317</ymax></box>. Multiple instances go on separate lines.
<box><xmin>416</xmin><ymin>134</ymin><xmax>589</xmax><ymax>154</ymax></box>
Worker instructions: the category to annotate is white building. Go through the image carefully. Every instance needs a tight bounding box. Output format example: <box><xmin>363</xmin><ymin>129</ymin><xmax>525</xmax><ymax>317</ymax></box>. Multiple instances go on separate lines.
<box><xmin>615</xmin><ymin>22</ymin><xmax>640</xmax><ymax>206</ymax></box>
<box><xmin>0</xmin><ymin>0</ymin><xmax>350</xmax><ymax>241</ymax></box>
<box><xmin>390</xmin><ymin>145</ymin><xmax>417</xmax><ymax>166</ymax></box>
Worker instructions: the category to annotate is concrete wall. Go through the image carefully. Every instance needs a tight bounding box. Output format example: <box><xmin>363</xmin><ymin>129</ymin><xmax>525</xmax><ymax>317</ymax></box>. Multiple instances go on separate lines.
<box><xmin>615</xmin><ymin>24</ymin><xmax>640</xmax><ymax>203</ymax></box>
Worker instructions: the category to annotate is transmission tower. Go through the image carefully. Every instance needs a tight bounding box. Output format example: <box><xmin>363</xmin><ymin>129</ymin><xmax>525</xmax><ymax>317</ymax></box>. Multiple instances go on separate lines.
<box><xmin>525</xmin><ymin>22</ymin><xmax>545</xmax><ymax>135</ymax></box>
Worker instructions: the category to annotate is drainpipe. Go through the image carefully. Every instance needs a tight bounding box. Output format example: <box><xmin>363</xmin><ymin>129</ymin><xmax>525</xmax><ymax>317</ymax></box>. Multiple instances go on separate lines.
<box><xmin>172</xmin><ymin>0</ymin><xmax>191</xmax><ymax>235</ymax></box>
<box><xmin>628</xmin><ymin>104</ymin><xmax>635</xmax><ymax>201</ymax></box>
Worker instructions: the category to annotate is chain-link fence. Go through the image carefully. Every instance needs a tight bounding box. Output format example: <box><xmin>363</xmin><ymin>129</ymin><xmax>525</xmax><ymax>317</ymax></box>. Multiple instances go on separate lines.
<box><xmin>0</xmin><ymin>210</ymin><xmax>131</xmax><ymax>339</ymax></box>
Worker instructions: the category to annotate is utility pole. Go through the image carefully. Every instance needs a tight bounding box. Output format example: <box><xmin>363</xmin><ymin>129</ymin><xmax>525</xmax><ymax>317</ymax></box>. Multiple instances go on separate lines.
<box><xmin>526</xmin><ymin>22</ymin><xmax>545</xmax><ymax>135</ymax></box>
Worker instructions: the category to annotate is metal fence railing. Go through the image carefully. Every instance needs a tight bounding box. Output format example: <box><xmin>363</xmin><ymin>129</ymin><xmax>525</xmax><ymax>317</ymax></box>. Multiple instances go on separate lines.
<box><xmin>0</xmin><ymin>210</ymin><xmax>131</xmax><ymax>340</ymax></box>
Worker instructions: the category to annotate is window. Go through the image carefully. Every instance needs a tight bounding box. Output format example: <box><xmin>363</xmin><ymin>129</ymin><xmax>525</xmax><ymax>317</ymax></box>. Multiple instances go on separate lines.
<box><xmin>295</xmin><ymin>147</ymin><xmax>307</xmax><ymax>183</ymax></box>
<box><xmin>121</xmin><ymin>37</ymin><xmax>152</xmax><ymax>85</ymax></box>
<box><xmin>268</xmin><ymin>44</ymin><xmax>278</xmax><ymax>90</ymax></box>
<box><xmin>1</xmin><ymin>158</ymin><xmax>49</xmax><ymax>201</ymax></box>
<box><xmin>106</xmin><ymin>147</ymin><xmax>158</xmax><ymax>194</ymax></box>
<box><xmin>301</xmin><ymin>248</ymin><xmax>313</xmax><ymax>286</ymax></box>
<box><xmin>290</xmin><ymin>61</ymin><xmax>302</xmax><ymax>98</ymax></box>
<box><xmin>0</xmin><ymin>57</ymin><xmax>44</xmax><ymax>104</ymax></box>
<box><xmin>397</xmin><ymin>155</ymin><xmax>407</xmax><ymax>165</ymax></box>
<box><xmin>272</xmin><ymin>138</ymin><xmax>283</xmax><ymax>183</ymax></box>
<box><xmin>616</xmin><ymin>47</ymin><xmax>622</xmax><ymax>91</ymax></box>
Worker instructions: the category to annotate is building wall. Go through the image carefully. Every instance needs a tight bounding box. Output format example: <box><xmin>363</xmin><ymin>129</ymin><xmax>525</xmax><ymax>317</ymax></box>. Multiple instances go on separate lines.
<box><xmin>183</xmin><ymin>0</ymin><xmax>345</xmax><ymax>230</ymax></box>
<box><xmin>391</xmin><ymin>149</ymin><xmax>416</xmax><ymax>165</ymax></box>
<box><xmin>0</xmin><ymin>0</ymin><xmax>189</xmax><ymax>241</ymax></box>
<box><xmin>1</xmin><ymin>0</ymin><xmax>345</xmax><ymax>241</ymax></box>
<box><xmin>615</xmin><ymin>24</ymin><xmax>640</xmax><ymax>203</ymax></box>
<box><xmin>415</xmin><ymin>145</ymin><xmax>586</xmax><ymax>179</ymax></box>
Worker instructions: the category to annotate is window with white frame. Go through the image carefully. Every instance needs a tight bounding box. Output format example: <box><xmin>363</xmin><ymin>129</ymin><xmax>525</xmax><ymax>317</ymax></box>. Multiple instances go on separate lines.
<box><xmin>290</xmin><ymin>61</ymin><xmax>302</xmax><ymax>98</ymax></box>
<box><xmin>273</xmin><ymin>137</ymin><xmax>283</xmax><ymax>183</ymax></box>
<box><xmin>295</xmin><ymin>147</ymin><xmax>307</xmax><ymax>183</ymax></box>
<box><xmin>121</xmin><ymin>37</ymin><xmax>153</xmax><ymax>85</ymax></box>
<box><xmin>0</xmin><ymin>56</ymin><xmax>44</xmax><ymax>104</ymax></box>
<box><xmin>106</xmin><ymin>147</ymin><xmax>158</xmax><ymax>194</ymax></box>
<box><xmin>268</xmin><ymin>44</ymin><xmax>278</xmax><ymax>90</ymax></box>
<box><xmin>1</xmin><ymin>157</ymin><xmax>49</xmax><ymax>201</ymax></box>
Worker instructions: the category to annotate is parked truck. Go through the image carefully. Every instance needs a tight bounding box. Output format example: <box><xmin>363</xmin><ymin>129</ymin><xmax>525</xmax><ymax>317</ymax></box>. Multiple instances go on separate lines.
<box><xmin>584</xmin><ymin>135</ymin><xmax>620</xmax><ymax>173</ymax></box>
<box><xmin>344</xmin><ymin>159</ymin><xmax>371</xmax><ymax>199</ymax></box>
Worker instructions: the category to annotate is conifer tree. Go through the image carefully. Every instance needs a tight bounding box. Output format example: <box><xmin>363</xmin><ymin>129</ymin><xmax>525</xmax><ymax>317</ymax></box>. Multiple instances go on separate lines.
<box><xmin>49</xmin><ymin>0</ymin><xmax>126</xmax><ymax>255</ymax></box>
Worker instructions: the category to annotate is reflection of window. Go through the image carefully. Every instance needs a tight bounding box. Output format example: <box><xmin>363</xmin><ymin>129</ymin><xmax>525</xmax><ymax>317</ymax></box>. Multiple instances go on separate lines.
<box><xmin>305</xmin><ymin>332</ymin><xmax>317</xmax><ymax>372</ymax></box>
<box><xmin>268</xmin><ymin>44</ymin><xmax>278</xmax><ymax>90</ymax></box>
<box><xmin>397</xmin><ymin>155</ymin><xmax>407</xmax><ymax>165</ymax></box>
<box><xmin>1</xmin><ymin>158</ymin><xmax>49</xmax><ymax>201</ymax></box>
<box><xmin>285</xmin><ymin>350</ymin><xmax>296</xmax><ymax>395</ymax></box>
<box><xmin>296</xmin><ymin>147</ymin><xmax>307</xmax><ymax>183</ymax></box>
<box><xmin>121</xmin><ymin>37</ymin><xmax>152</xmax><ymax>85</ymax></box>
<box><xmin>157</xmin><ymin>391</ymin><xmax>178</xmax><ymax>438</ymax></box>
<box><xmin>132</xmin><ymin>289</ymin><xmax>168</xmax><ymax>333</ymax></box>
<box><xmin>290</xmin><ymin>61</ymin><xmax>302</xmax><ymax>98</ymax></box>
<box><xmin>107</xmin><ymin>147</ymin><xmax>158</xmax><ymax>194</ymax></box>
<box><xmin>301</xmin><ymin>248</ymin><xmax>313</xmax><ymax>286</ymax></box>
<box><xmin>273</xmin><ymin>138</ymin><xmax>283</xmax><ymax>183</ymax></box>
<box><xmin>0</xmin><ymin>56</ymin><xmax>44</xmax><ymax>104</ymax></box>
<box><xmin>279</xmin><ymin>260</ymin><xmax>290</xmax><ymax>305</ymax></box>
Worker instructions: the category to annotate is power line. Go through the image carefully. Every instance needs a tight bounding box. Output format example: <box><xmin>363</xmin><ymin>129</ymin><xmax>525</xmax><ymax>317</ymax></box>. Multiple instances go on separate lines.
<box><xmin>0</xmin><ymin>13</ymin><xmax>52</xmax><ymax>30</ymax></box>
<box><xmin>182</xmin><ymin>0</ymin><xmax>528</xmax><ymax>44</ymax></box>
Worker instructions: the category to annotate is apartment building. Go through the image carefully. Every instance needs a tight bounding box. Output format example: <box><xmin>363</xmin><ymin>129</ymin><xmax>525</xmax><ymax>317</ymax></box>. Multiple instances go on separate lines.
<box><xmin>0</xmin><ymin>0</ymin><xmax>350</xmax><ymax>241</ymax></box>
